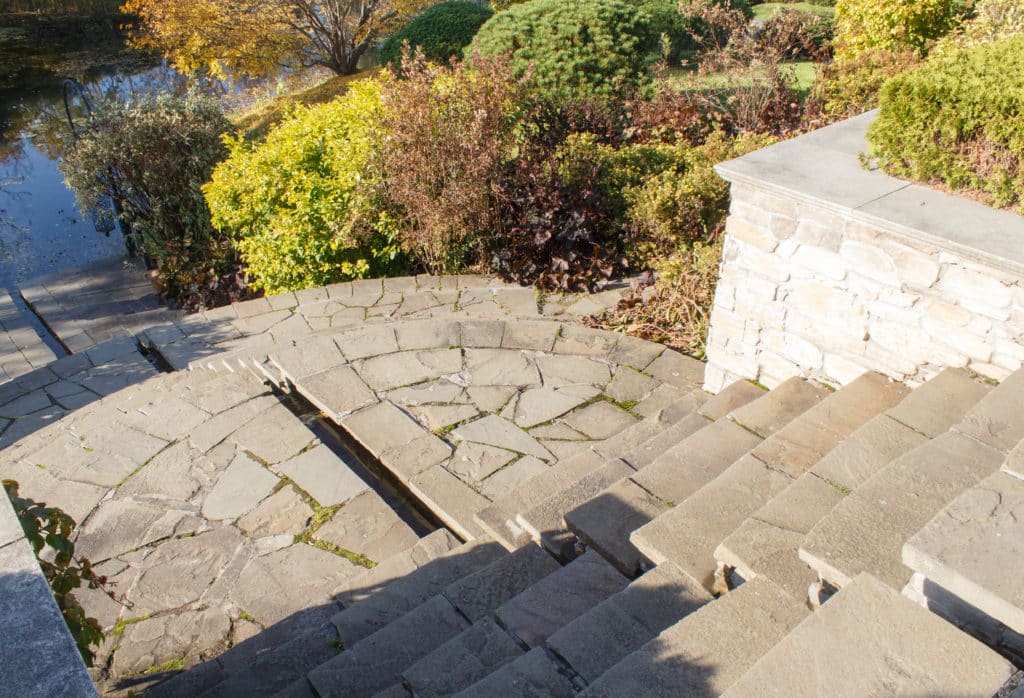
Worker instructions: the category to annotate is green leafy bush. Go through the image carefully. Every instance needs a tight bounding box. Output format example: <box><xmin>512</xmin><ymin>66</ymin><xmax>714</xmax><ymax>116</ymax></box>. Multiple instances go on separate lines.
<box><xmin>204</xmin><ymin>78</ymin><xmax>403</xmax><ymax>294</ymax></box>
<box><xmin>833</xmin><ymin>0</ymin><xmax>961</xmax><ymax>59</ymax></box>
<box><xmin>811</xmin><ymin>46</ymin><xmax>922</xmax><ymax>117</ymax></box>
<box><xmin>380</xmin><ymin>1</ymin><xmax>493</xmax><ymax>68</ymax></box>
<box><xmin>935</xmin><ymin>0</ymin><xmax>1024</xmax><ymax>52</ymax></box>
<box><xmin>60</xmin><ymin>92</ymin><xmax>235</xmax><ymax>305</ymax></box>
<box><xmin>3</xmin><ymin>480</ymin><xmax>112</xmax><ymax>667</ymax></box>
<box><xmin>641</xmin><ymin>0</ymin><xmax>752</xmax><ymax>64</ymax></box>
<box><xmin>471</xmin><ymin>0</ymin><xmax>657</xmax><ymax>99</ymax></box>
<box><xmin>867</xmin><ymin>35</ymin><xmax>1024</xmax><ymax>210</ymax></box>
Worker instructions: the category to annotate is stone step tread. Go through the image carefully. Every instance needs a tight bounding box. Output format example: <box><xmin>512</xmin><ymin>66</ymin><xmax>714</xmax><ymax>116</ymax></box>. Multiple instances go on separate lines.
<box><xmin>580</xmin><ymin>576</ymin><xmax>809</xmax><ymax>697</ymax></box>
<box><xmin>441</xmin><ymin>542</ymin><xmax>561</xmax><ymax>623</ymax></box>
<box><xmin>697</xmin><ymin>378</ymin><xmax>768</xmax><ymax>421</ymax></box>
<box><xmin>954</xmin><ymin>367</ymin><xmax>1024</xmax><ymax>453</ymax></box>
<box><xmin>715</xmin><ymin>369</ymin><xmax>991</xmax><ymax>592</ymax></box>
<box><xmin>546</xmin><ymin>561</ymin><xmax>713</xmax><ymax>685</ymax></box>
<box><xmin>452</xmin><ymin>647</ymin><xmax>575</xmax><ymax>698</ymax></box>
<box><xmin>799</xmin><ymin>430</ymin><xmax>1005</xmax><ymax>589</ymax></box>
<box><xmin>331</xmin><ymin>536</ymin><xmax>506</xmax><ymax>647</ymax></box>
<box><xmin>721</xmin><ymin>574</ymin><xmax>1015</xmax><ymax>698</ymax></box>
<box><xmin>401</xmin><ymin>617</ymin><xmax>524</xmax><ymax>698</ymax></box>
<box><xmin>886</xmin><ymin>367</ymin><xmax>993</xmax><ymax>438</ymax></box>
<box><xmin>564</xmin><ymin>478</ymin><xmax>668</xmax><ymax>576</ymax></box>
<box><xmin>517</xmin><ymin>458</ymin><xmax>635</xmax><ymax>558</ymax></box>
<box><xmin>495</xmin><ymin>550</ymin><xmax>629</xmax><ymax>648</ymax></box>
<box><xmin>633</xmin><ymin>372</ymin><xmax>905</xmax><ymax>590</ymax></box>
<box><xmin>727</xmin><ymin>376</ymin><xmax>831</xmax><ymax>439</ymax></box>
<box><xmin>308</xmin><ymin>595</ymin><xmax>470</xmax><ymax>698</ymax></box>
<box><xmin>903</xmin><ymin>469</ymin><xmax>1024</xmax><ymax>636</ymax></box>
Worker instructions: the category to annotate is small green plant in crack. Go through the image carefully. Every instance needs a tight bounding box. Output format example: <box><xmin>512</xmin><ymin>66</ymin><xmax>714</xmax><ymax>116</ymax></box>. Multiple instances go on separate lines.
<box><xmin>143</xmin><ymin>656</ymin><xmax>185</xmax><ymax>675</ymax></box>
<box><xmin>238</xmin><ymin>610</ymin><xmax>256</xmax><ymax>623</ymax></box>
<box><xmin>328</xmin><ymin>637</ymin><xmax>345</xmax><ymax>654</ymax></box>
<box><xmin>306</xmin><ymin>539</ymin><xmax>376</xmax><ymax>569</ymax></box>
<box><xmin>113</xmin><ymin>615</ymin><xmax>150</xmax><ymax>636</ymax></box>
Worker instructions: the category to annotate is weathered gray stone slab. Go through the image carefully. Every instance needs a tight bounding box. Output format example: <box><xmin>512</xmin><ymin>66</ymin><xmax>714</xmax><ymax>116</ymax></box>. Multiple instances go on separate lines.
<box><xmin>75</xmin><ymin>500</ymin><xmax>201</xmax><ymax>562</ymax></box>
<box><xmin>535</xmin><ymin>354</ymin><xmax>611</xmax><ymax>387</ymax></box>
<box><xmin>269</xmin><ymin>336</ymin><xmax>346</xmax><ymax>381</ymax></box>
<box><xmin>278</xmin><ymin>444</ymin><xmax>368</xmax><ymax>507</ymax></box>
<box><xmin>237</xmin><ymin>487</ymin><xmax>313</xmax><ymax>537</ymax></box>
<box><xmin>333</xmin><ymin>326</ymin><xmax>398</xmax><ymax>360</ymax></box>
<box><xmin>231</xmin><ymin>544</ymin><xmax>360</xmax><ymax>626</ymax></box>
<box><xmin>443</xmin><ymin>542</ymin><xmax>560</xmax><ymax>622</ymax></box>
<box><xmin>1004</xmin><ymin>440</ymin><xmax>1024</xmax><ymax>479</ymax></box>
<box><xmin>202</xmin><ymin>451</ymin><xmax>280</xmax><ymax>520</ymax></box>
<box><xmin>408</xmin><ymin>403</ymin><xmax>479</xmax><ymax>430</ymax></box>
<box><xmin>402</xmin><ymin>617</ymin><xmax>524</xmax><ymax>698</ymax></box>
<box><xmin>0</xmin><ymin>532</ymin><xmax>98</xmax><ymax>698</ymax></box>
<box><xmin>343</xmin><ymin>401</ymin><xmax>452</xmax><ymax>481</ymax></box>
<box><xmin>496</xmin><ymin>550</ymin><xmax>627</xmax><ymax>647</ymax></box>
<box><xmin>581</xmin><ymin>577</ymin><xmax>808</xmax><ymax>697</ymax></box>
<box><xmin>465</xmin><ymin>348</ymin><xmax>541</xmax><ymax>386</ymax></box>
<box><xmin>903</xmin><ymin>470</ymin><xmax>1024</xmax><ymax>634</ymax></box>
<box><xmin>644</xmin><ymin>350</ymin><xmax>704</xmax><ymax>389</ymax></box>
<box><xmin>699</xmin><ymin>379</ymin><xmax>766</xmax><ymax>420</ymax></box>
<box><xmin>188</xmin><ymin>395</ymin><xmax>275</xmax><ymax>453</ymax></box>
<box><xmin>956</xmin><ymin>368</ymin><xmax>1024</xmax><ymax>452</ymax></box>
<box><xmin>315</xmin><ymin>490</ymin><xmax>418</xmax><ymax>563</ymax></box>
<box><xmin>387</xmin><ymin>378</ymin><xmax>466</xmax><ymax>406</ymax></box>
<box><xmin>621</xmin><ymin>412</ymin><xmax>711</xmax><ymax>469</ymax></box>
<box><xmin>358</xmin><ymin>348</ymin><xmax>463</xmax><ymax>391</ymax></box>
<box><xmin>22</xmin><ymin>434</ymin><xmax>135</xmax><ymax>489</ymax></box>
<box><xmin>112</xmin><ymin>607</ymin><xmax>231</xmax><ymax>677</ymax></box>
<box><xmin>453</xmin><ymin>415</ymin><xmax>553</xmax><ymax>462</ymax></box>
<box><xmin>465</xmin><ymin>385</ymin><xmax>517</xmax><ymax>412</ymax></box>
<box><xmin>309</xmin><ymin>595</ymin><xmax>470</xmax><ymax>698</ymax></box>
<box><xmin>449</xmin><ymin>442</ymin><xmax>517</xmax><ymax>482</ymax></box>
<box><xmin>800</xmin><ymin>431</ymin><xmax>1005</xmax><ymax>588</ymax></box>
<box><xmin>631</xmin><ymin>419</ymin><xmax>763</xmax><ymax>505</ymax></box>
<box><xmin>453</xmin><ymin>646</ymin><xmax>574</xmax><ymax>698</ymax></box>
<box><xmin>514</xmin><ymin>387</ymin><xmax>593</xmax><ymax>427</ymax></box>
<box><xmin>479</xmin><ymin>456</ymin><xmax>548</xmax><ymax>500</ymax></box>
<box><xmin>394</xmin><ymin>319</ymin><xmax>461</xmax><ymax>351</ymax></box>
<box><xmin>887</xmin><ymin>368</ymin><xmax>991</xmax><ymax>438</ymax></box>
<box><xmin>500</xmin><ymin>320</ymin><xmax>560</xmax><ymax>351</ymax></box>
<box><xmin>131</xmin><ymin>527</ymin><xmax>246</xmax><ymax>616</ymax></box>
<box><xmin>409</xmin><ymin>465</ymin><xmax>490</xmax><ymax>539</ymax></box>
<box><xmin>229</xmin><ymin>401</ymin><xmax>317</xmax><ymax>465</ymax></box>
<box><xmin>547</xmin><ymin>562</ymin><xmax>711</xmax><ymax>684</ymax></box>
<box><xmin>631</xmin><ymin>383</ymin><xmax>694</xmax><ymax>418</ymax></box>
<box><xmin>721</xmin><ymin>574</ymin><xmax>1014</xmax><ymax>698</ymax></box>
<box><xmin>561</xmin><ymin>401</ymin><xmax>638</xmax><ymax>440</ymax></box>
<box><xmin>0</xmin><ymin>460</ymin><xmax>107</xmax><ymax>525</ymax></box>
<box><xmin>728</xmin><ymin>377</ymin><xmax>829</xmax><ymax>438</ymax></box>
<box><xmin>565</xmin><ymin>478</ymin><xmax>668</xmax><ymax>575</ymax></box>
<box><xmin>297</xmin><ymin>365</ymin><xmax>378</xmax><ymax>421</ymax></box>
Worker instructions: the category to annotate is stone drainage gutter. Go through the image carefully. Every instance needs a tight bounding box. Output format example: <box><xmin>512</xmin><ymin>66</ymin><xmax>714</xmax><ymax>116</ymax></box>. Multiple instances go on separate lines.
<box><xmin>704</xmin><ymin>111</ymin><xmax>1024</xmax><ymax>393</ymax></box>
<box><xmin>0</xmin><ymin>493</ymin><xmax>97</xmax><ymax>697</ymax></box>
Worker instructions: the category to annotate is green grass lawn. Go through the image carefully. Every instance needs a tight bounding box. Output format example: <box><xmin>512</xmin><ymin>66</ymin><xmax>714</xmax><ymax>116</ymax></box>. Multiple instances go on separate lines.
<box><xmin>752</xmin><ymin>2</ymin><xmax>836</xmax><ymax>20</ymax></box>
<box><xmin>665</xmin><ymin>60</ymin><xmax>820</xmax><ymax>93</ymax></box>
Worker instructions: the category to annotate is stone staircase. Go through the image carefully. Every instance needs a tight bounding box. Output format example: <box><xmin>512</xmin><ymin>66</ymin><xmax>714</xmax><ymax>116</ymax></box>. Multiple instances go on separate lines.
<box><xmin>1</xmin><ymin>278</ymin><xmax>1023</xmax><ymax>696</ymax></box>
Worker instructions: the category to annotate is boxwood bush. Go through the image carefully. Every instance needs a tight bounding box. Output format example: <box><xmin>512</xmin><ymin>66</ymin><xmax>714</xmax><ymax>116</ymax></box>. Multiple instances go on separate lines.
<box><xmin>833</xmin><ymin>0</ymin><xmax>961</xmax><ymax>59</ymax></box>
<box><xmin>471</xmin><ymin>0</ymin><xmax>656</xmax><ymax>99</ymax></box>
<box><xmin>381</xmin><ymin>1</ymin><xmax>493</xmax><ymax>68</ymax></box>
<box><xmin>867</xmin><ymin>35</ymin><xmax>1024</xmax><ymax>210</ymax></box>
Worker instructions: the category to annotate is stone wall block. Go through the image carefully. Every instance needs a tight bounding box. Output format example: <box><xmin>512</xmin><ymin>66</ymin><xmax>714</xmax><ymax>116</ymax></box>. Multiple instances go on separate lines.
<box><xmin>866</xmin><ymin>322</ymin><xmax>930</xmax><ymax>366</ymax></box>
<box><xmin>936</xmin><ymin>268</ymin><xmax>1013</xmax><ymax>310</ymax></box>
<box><xmin>731</xmin><ymin>183</ymin><xmax>798</xmax><ymax>219</ymax></box>
<box><xmin>922</xmin><ymin>317</ymin><xmax>994</xmax><ymax>362</ymax></box>
<box><xmin>823</xmin><ymin>353</ymin><xmax>869</xmax><ymax>385</ymax></box>
<box><xmin>730</xmin><ymin>239</ymin><xmax>792</xmax><ymax>282</ymax></box>
<box><xmin>726</xmin><ymin>217</ymin><xmax>778</xmax><ymax>252</ymax></box>
<box><xmin>923</xmin><ymin>299</ymin><xmax>971</xmax><ymax>327</ymax></box>
<box><xmin>758</xmin><ymin>351</ymin><xmax>805</xmax><ymax>387</ymax></box>
<box><xmin>880</xmin><ymin>240</ymin><xmax>941</xmax><ymax>289</ymax></box>
<box><xmin>791</xmin><ymin>246</ymin><xmax>847</xmax><ymax>281</ymax></box>
<box><xmin>839</xmin><ymin>241</ymin><xmax>897</xmax><ymax>284</ymax></box>
<box><xmin>968</xmin><ymin>361</ymin><xmax>1013</xmax><ymax>381</ymax></box>
<box><xmin>795</xmin><ymin>219</ymin><xmax>843</xmax><ymax>252</ymax></box>
<box><xmin>762</xmin><ymin>330</ymin><xmax>823</xmax><ymax>369</ymax></box>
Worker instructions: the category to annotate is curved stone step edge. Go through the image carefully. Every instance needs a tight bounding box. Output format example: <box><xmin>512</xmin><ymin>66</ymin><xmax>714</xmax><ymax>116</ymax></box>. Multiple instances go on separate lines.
<box><xmin>713</xmin><ymin>367</ymin><xmax>992</xmax><ymax>596</ymax></box>
<box><xmin>797</xmin><ymin>367</ymin><xmax>1024</xmax><ymax>591</ymax></box>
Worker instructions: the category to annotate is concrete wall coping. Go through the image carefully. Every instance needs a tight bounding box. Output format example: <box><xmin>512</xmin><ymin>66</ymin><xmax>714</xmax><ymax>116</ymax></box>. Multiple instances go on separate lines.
<box><xmin>715</xmin><ymin>111</ymin><xmax>1024</xmax><ymax>277</ymax></box>
<box><xmin>0</xmin><ymin>491</ymin><xmax>98</xmax><ymax>697</ymax></box>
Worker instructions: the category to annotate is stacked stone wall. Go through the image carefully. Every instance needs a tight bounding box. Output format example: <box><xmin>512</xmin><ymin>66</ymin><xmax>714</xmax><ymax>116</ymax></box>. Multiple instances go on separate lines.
<box><xmin>704</xmin><ymin>182</ymin><xmax>1024</xmax><ymax>393</ymax></box>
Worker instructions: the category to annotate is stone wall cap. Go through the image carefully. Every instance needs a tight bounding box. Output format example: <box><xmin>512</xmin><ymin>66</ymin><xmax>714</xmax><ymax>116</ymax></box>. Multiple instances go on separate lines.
<box><xmin>715</xmin><ymin>111</ymin><xmax>1024</xmax><ymax>276</ymax></box>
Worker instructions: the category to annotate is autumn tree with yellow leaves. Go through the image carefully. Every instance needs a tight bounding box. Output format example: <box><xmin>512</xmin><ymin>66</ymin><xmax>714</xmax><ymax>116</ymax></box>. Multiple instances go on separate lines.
<box><xmin>122</xmin><ymin>0</ymin><xmax>434</xmax><ymax>78</ymax></box>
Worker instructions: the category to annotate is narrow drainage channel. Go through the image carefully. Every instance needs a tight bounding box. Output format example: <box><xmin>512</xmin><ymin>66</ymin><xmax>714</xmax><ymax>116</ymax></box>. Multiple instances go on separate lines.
<box><xmin>277</xmin><ymin>389</ymin><xmax>444</xmax><ymax>539</ymax></box>
<box><xmin>12</xmin><ymin>289</ymin><xmax>70</xmax><ymax>357</ymax></box>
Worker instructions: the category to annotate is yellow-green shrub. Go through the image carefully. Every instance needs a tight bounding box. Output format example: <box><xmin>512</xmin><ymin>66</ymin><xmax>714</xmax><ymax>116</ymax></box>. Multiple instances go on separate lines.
<box><xmin>204</xmin><ymin>78</ymin><xmax>402</xmax><ymax>294</ymax></box>
<box><xmin>868</xmin><ymin>35</ymin><xmax>1024</xmax><ymax>210</ymax></box>
<box><xmin>935</xmin><ymin>0</ymin><xmax>1024</xmax><ymax>53</ymax></box>
<box><xmin>833</xmin><ymin>0</ymin><xmax>961</xmax><ymax>60</ymax></box>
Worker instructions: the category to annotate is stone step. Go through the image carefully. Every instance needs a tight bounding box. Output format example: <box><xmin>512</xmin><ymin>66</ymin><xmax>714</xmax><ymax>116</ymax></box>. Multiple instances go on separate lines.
<box><xmin>617</xmin><ymin>378</ymin><xmax>828</xmax><ymax>578</ymax></box>
<box><xmin>721</xmin><ymin>574</ymin><xmax>1015</xmax><ymax>697</ymax></box>
<box><xmin>712</xmin><ymin>364</ymin><xmax>991</xmax><ymax>597</ymax></box>
<box><xmin>453</xmin><ymin>647</ymin><xmax>576</xmax><ymax>698</ymax></box>
<box><xmin>170</xmin><ymin>530</ymin><xmax>464</xmax><ymax>698</ymax></box>
<box><xmin>520</xmin><ymin>381</ymin><xmax>768</xmax><ymax>571</ymax></box>
<box><xmin>630</xmin><ymin>372</ymin><xmax>905</xmax><ymax>591</ymax></box>
<box><xmin>494</xmin><ymin>550</ymin><xmax>629</xmax><ymax>648</ymax></box>
<box><xmin>580</xmin><ymin>576</ymin><xmax>809</xmax><ymax>697</ymax></box>
<box><xmin>331</xmin><ymin>535</ymin><xmax>506</xmax><ymax>648</ymax></box>
<box><xmin>799</xmin><ymin>368</ymin><xmax>1024</xmax><ymax>590</ymax></box>
<box><xmin>902</xmin><ymin>469</ymin><xmax>1024</xmax><ymax>645</ymax></box>
<box><xmin>401</xmin><ymin>617</ymin><xmax>524</xmax><ymax>698</ymax></box>
<box><xmin>307</xmin><ymin>595</ymin><xmax>471</xmax><ymax>698</ymax></box>
<box><xmin>545</xmin><ymin>561</ymin><xmax>713</xmax><ymax>685</ymax></box>
<box><xmin>716</xmin><ymin>367</ymin><xmax>988</xmax><ymax>598</ymax></box>
<box><xmin>473</xmin><ymin>389</ymin><xmax>713</xmax><ymax>550</ymax></box>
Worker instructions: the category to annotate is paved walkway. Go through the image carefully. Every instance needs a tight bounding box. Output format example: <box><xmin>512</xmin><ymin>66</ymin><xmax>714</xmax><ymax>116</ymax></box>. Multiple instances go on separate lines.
<box><xmin>19</xmin><ymin>257</ymin><xmax>176</xmax><ymax>354</ymax></box>
<box><xmin>0</xmin><ymin>291</ymin><xmax>56</xmax><ymax>382</ymax></box>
